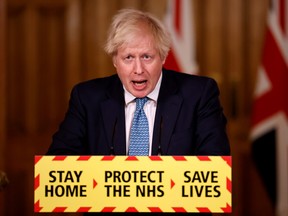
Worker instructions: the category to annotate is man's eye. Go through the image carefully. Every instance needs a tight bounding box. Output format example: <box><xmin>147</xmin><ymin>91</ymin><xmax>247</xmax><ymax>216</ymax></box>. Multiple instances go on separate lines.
<box><xmin>143</xmin><ymin>55</ymin><xmax>151</xmax><ymax>60</ymax></box>
<box><xmin>125</xmin><ymin>55</ymin><xmax>133</xmax><ymax>60</ymax></box>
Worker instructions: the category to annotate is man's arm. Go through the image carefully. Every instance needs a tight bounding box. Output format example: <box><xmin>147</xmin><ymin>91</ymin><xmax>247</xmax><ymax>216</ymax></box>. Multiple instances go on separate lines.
<box><xmin>194</xmin><ymin>78</ymin><xmax>230</xmax><ymax>156</ymax></box>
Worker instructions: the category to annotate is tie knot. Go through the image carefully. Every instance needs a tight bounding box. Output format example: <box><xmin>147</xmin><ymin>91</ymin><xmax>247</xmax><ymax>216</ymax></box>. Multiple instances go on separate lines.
<box><xmin>135</xmin><ymin>97</ymin><xmax>148</xmax><ymax>110</ymax></box>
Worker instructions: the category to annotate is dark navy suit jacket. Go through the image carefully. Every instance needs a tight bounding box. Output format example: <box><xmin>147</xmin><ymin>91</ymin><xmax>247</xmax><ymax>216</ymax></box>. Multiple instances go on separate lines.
<box><xmin>47</xmin><ymin>69</ymin><xmax>230</xmax><ymax>156</ymax></box>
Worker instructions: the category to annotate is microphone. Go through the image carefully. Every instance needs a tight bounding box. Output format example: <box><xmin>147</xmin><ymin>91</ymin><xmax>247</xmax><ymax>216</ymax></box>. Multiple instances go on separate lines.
<box><xmin>157</xmin><ymin>116</ymin><xmax>163</xmax><ymax>156</ymax></box>
<box><xmin>0</xmin><ymin>171</ymin><xmax>9</xmax><ymax>191</ymax></box>
<box><xmin>110</xmin><ymin>118</ymin><xmax>117</xmax><ymax>155</ymax></box>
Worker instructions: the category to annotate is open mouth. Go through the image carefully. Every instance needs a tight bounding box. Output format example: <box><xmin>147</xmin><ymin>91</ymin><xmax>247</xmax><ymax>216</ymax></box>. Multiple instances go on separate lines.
<box><xmin>132</xmin><ymin>80</ymin><xmax>147</xmax><ymax>86</ymax></box>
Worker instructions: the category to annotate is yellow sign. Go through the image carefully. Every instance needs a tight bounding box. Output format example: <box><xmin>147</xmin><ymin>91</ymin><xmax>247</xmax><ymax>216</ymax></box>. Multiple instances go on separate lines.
<box><xmin>34</xmin><ymin>156</ymin><xmax>231</xmax><ymax>213</ymax></box>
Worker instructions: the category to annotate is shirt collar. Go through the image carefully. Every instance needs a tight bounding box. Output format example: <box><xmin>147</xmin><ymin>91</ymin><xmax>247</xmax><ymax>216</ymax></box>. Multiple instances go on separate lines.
<box><xmin>124</xmin><ymin>72</ymin><xmax>162</xmax><ymax>105</ymax></box>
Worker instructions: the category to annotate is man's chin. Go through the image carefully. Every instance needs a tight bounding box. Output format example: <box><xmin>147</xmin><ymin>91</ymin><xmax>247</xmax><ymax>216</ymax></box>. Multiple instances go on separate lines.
<box><xmin>130</xmin><ymin>91</ymin><xmax>149</xmax><ymax>98</ymax></box>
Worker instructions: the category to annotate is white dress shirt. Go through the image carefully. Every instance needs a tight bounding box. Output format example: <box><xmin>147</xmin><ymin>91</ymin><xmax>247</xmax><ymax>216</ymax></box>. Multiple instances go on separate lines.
<box><xmin>124</xmin><ymin>73</ymin><xmax>162</xmax><ymax>155</ymax></box>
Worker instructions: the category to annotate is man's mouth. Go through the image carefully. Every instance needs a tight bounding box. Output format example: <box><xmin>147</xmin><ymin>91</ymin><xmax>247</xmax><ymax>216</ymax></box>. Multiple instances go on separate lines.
<box><xmin>132</xmin><ymin>80</ymin><xmax>147</xmax><ymax>86</ymax></box>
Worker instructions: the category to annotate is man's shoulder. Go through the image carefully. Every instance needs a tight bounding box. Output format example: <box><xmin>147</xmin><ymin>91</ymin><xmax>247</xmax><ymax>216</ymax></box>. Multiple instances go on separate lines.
<box><xmin>163</xmin><ymin>68</ymin><xmax>217</xmax><ymax>89</ymax></box>
<box><xmin>74</xmin><ymin>74</ymin><xmax>119</xmax><ymax>91</ymax></box>
<box><xmin>69</xmin><ymin>74</ymin><xmax>121</xmax><ymax>102</ymax></box>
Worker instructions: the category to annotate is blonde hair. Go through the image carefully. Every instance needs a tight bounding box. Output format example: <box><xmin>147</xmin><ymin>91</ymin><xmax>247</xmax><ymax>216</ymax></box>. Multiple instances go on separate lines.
<box><xmin>104</xmin><ymin>8</ymin><xmax>171</xmax><ymax>60</ymax></box>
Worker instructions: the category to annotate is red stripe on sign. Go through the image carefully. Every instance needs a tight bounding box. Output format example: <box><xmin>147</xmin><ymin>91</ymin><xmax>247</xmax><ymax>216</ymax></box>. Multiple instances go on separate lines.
<box><xmin>53</xmin><ymin>207</ymin><xmax>67</xmax><ymax>212</ymax></box>
<box><xmin>221</xmin><ymin>203</ymin><xmax>232</xmax><ymax>212</ymax></box>
<box><xmin>227</xmin><ymin>177</ymin><xmax>232</xmax><ymax>193</ymax></box>
<box><xmin>197</xmin><ymin>207</ymin><xmax>211</xmax><ymax>213</ymax></box>
<box><xmin>197</xmin><ymin>156</ymin><xmax>211</xmax><ymax>161</ymax></box>
<box><xmin>34</xmin><ymin>200</ymin><xmax>42</xmax><ymax>212</ymax></box>
<box><xmin>125</xmin><ymin>156</ymin><xmax>138</xmax><ymax>161</ymax></box>
<box><xmin>77</xmin><ymin>207</ymin><xmax>91</xmax><ymax>212</ymax></box>
<box><xmin>53</xmin><ymin>156</ymin><xmax>67</xmax><ymax>161</ymax></box>
<box><xmin>101</xmin><ymin>156</ymin><xmax>115</xmax><ymax>161</ymax></box>
<box><xmin>126</xmin><ymin>207</ymin><xmax>138</xmax><ymax>212</ymax></box>
<box><xmin>172</xmin><ymin>156</ymin><xmax>186</xmax><ymax>161</ymax></box>
<box><xmin>221</xmin><ymin>156</ymin><xmax>232</xmax><ymax>167</ymax></box>
<box><xmin>149</xmin><ymin>156</ymin><xmax>162</xmax><ymax>161</ymax></box>
<box><xmin>172</xmin><ymin>207</ymin><xmax>187</xmax><ymax>212</ymax></box>
<box><xmin>77</xmin><ymin>156</ymin><xmax>91</xmax><ymax>161</ymax></box>
<box><xmin>34</xmin><ymin>156</ymin><xmax>42</xmax><ymax>164</ymax></box>
<box><xmin>148</xmin><ymin>207</ymin><xmax>163</xmax><ymax>212</ymax></box>
<box><xmin>101</xmin><ymin>207</ymin><xmax>116</xmax><ymax>212</ymax></box>
<box><xmin>34</xmin><ymin>174</ymin><xmax>40</xmax><ymax>190</ymax></box>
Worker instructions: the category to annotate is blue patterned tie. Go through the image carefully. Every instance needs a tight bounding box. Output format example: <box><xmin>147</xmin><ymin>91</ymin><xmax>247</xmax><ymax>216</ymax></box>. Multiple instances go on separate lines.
<box><xmin>129</xmin><ymin>97</ymin><xmax>149</xmax><ymax>156</ymax></box>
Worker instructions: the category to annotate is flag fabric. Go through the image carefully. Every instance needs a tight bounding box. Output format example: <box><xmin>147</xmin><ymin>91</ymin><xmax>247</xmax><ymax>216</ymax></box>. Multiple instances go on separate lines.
<box><xmin>163</xmin><ymin>0</ymin><xmax>198</xmax><ymax>74</ymax></box>
<box><xmin>251</xmin><ymin>0</ymin><xmax>288</xmax><ymax>215</ymax></box>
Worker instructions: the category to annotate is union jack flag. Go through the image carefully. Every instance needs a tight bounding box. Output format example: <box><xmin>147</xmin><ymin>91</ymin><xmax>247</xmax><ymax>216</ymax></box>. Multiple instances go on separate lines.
<box><xmin>251</xmin><ymin>0</ymin><xmax>288</xmax><ymax>215</ymax></box>
<box><xmin>163</xmin><ymin>0</ymin><xmax>198</xmax><ymax>74</ymax></box>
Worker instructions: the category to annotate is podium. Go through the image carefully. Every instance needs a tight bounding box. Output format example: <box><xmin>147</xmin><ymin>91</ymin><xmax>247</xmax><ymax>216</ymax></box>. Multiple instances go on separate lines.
<box><xmin>34</xmin><ymin>155</ymin><xmax>231</xmax><ymax>213</ymax></box>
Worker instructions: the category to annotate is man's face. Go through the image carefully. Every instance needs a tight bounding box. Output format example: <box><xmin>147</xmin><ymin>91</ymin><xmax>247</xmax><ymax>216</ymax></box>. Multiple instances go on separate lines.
<box><xmin>113</xmin><ymin>29</ymin><xmax>164</xmax><ymax>98</ymax></box>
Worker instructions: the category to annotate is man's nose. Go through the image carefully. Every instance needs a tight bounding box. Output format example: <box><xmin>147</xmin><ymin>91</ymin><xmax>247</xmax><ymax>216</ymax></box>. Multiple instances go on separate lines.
<box><xmin>134</xmin><ymin>58</ymin><xmax>144</xmax><ymax>74</ymax></box>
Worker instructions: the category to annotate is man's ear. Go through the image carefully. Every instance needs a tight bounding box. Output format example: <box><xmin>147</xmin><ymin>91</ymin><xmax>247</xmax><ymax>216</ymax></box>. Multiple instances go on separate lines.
<box><xmin>112</xmin><ymin>56</ymin><xmax>117</xmax><ymax>67</ymax></box>
<box><xmin>162</xmin><ymin>57</ymin><xmax>167</xmax><ymax>65</ymax></box>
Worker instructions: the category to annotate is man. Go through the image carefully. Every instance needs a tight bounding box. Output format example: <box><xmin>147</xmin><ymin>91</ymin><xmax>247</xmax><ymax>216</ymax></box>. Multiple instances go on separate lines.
<box><xmin>47</xmin><ymin>8</ymin><xmax>230</xmax><ymax>215</ymax></box>
<box><xmin>47</xmin><ymin>8</ymin><xmax>229</xmax><ymax>156</ymax></box>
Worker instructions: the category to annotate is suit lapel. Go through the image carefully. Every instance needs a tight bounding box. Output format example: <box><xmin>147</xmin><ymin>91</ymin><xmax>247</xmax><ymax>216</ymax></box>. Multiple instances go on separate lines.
<box><xmin>100</xmin><ymin>75</ymin><xmax>126</xmax><ymax>155</ymax></box>
<box><xmin>152</xmin><ymin>70</ymin><xmax>183</xmax><ymax>155</ymax></box>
